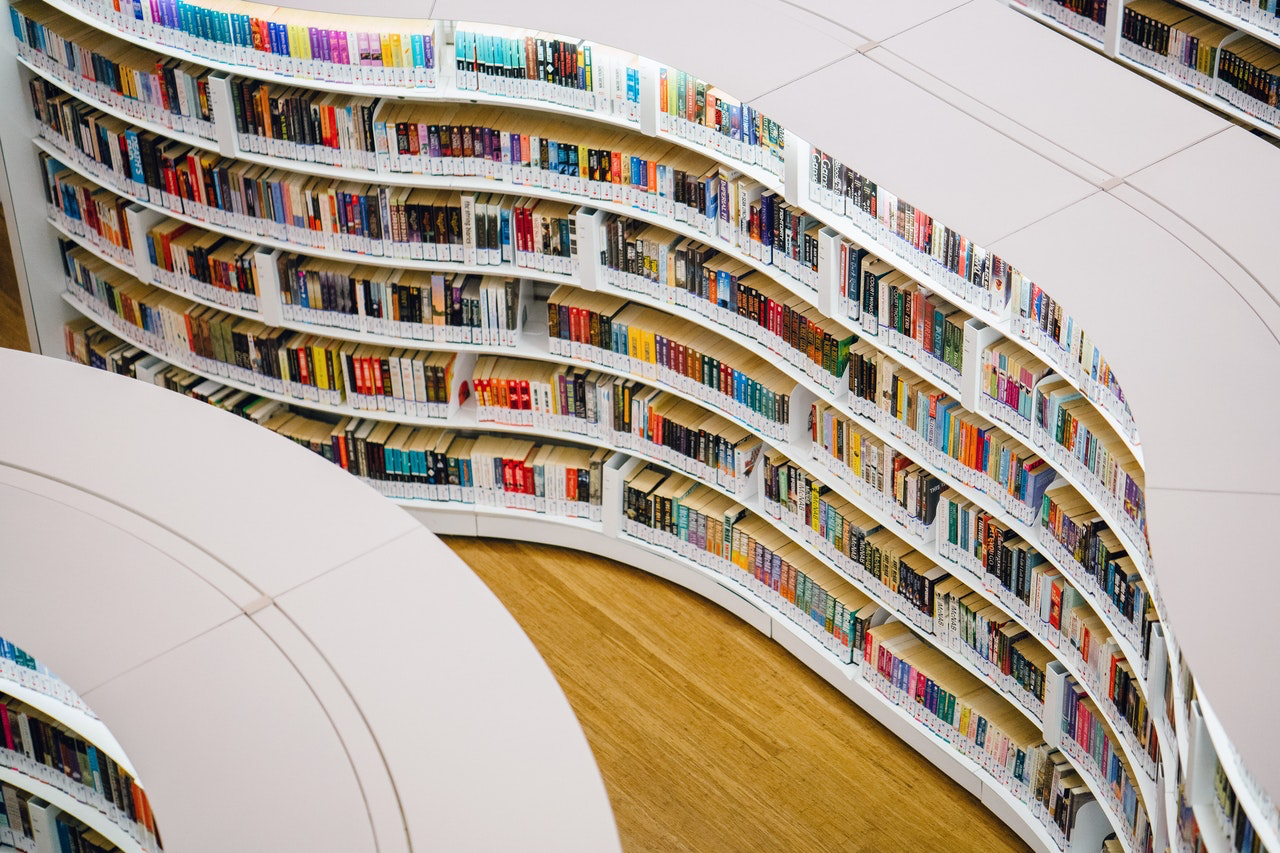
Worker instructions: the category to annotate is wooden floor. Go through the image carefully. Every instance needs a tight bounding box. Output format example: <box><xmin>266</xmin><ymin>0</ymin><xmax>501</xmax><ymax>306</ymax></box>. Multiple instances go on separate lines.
<box><xmin>445</xmin><ymin>537</ymin><xmax>1031</xmax><ymax>853</ymax></box>
<box><xmin>0</xmin><ymin>206</ymin><xmax>31</xmax><ymax>353</ymax></box>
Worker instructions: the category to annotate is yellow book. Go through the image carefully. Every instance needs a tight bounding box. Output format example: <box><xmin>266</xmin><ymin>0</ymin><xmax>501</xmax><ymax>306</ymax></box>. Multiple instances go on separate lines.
<box><xmin>379</xmin><ymin>33</ymin><xmax>394</xmax><ymax>67</ymax></box>
<box><xmin>389</xmin><ymin>33</ymin><xmax>403</xmax><ymax>68</ymax></box>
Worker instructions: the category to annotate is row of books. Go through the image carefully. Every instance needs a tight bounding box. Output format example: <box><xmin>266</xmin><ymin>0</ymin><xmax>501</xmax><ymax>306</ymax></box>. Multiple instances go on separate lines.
<box><xmin>0</xmin><ymin>639</ymin><xmax>95</xmax><ymax>722</ymax></box>
<box><xmin>1218</xmin><ymin>36</ymin><xmax>1280</xmax><ymax>125</ymax></box>
<box><xmin>861</xmin><ymin>622</ymin><xmax>1055</xmax><ymax>824</ymax></box>
<box><xmin>623</xmin><ymin>466</ymin><xmax>876</xmax><ymax>663</ymax></box>
<box><xmin>854</xmin><ymin>258</ymin><xmax>967</xmax><ymax>393</ymax></box>
<box><xmin>934</xmin><ymin>584</ymin><xmax>1052</xmax><ymax>721</ymax></box>
<box><xmin>657</xmin><ymin>67</ymin><xmax>785</xmax><ymax>177</ymax></box>
<box><xmin>936</xmin><ymin>486</ymin><xmax>1162</xmax><ymax>775</ymax></box>
<box><xmin>278</xmin><ymin>256</ymin><xmax>524</xmax><ymax>346</ymax></box>
<box><xmin>761</xmin><ymin>451</ymin><xmax>948</xmax><ymax>635</ymax></box>
<box><xmin>227</xmin><ymin>78</ymin><xmax>379</xmax><ymax>170</ymax></box>
<box><xmin>979</xmin><ymin>341</ymin><xmax>1049</xmax><ymax>439</ymax></box>
<box><xmin>1035</xmin><ymin>377</ymin><xmax>1147</xmax><ymax>551</ymax></box>
<box><xmin>62</xmin><ymin>260</ymin><xmax>466</xmax><ymax>416</ymax></box>
<box><xmin>1195</xmin><ymin>0</ymin><xmax>1280</xmax><ymax>35</ymax></box>
<box><xmin>599</xmin><ymin>214</ymin><xmax>851</xmax><ymax>391</ymax></box>
<box><xmin>285</xmin><ymin>414</ymin><xmax>608</xmax><ymax>519</ymax></box>
<box><xmin>44</xmin><ymin>164</ymin><xmax>137</xmax><ymax>272</ymax></box>
<box><xmin>1</xmin><ymin>784</ymin><xmax>119</xmax><ymax>853</ymax></box>
<box><xmin>546</xmin><ymin>288</ymin><xmax>794</xmax><ymax>440</ymax></box>
<box><xmin>1056</xmin><ymin>674</ymin><xmax>1155</xmax><ymax>851</ymax></box>
<box><xmin>143</xmin><ymin>220</ymin><xmax>260</xmax><ymax>311</ymax></box>
<box><xmin>1120</xmin><ymin>0</ymin><xmax>1230</xmax><ymax>94</ymax></box>
<box><xmin>1214</xmin><ymin>757</ymin><xmax>1272</xmax><ymax>853</ymax></box>
<box><xmin>809</xmin><ymin>401</ymin><xmax>940</xmax><ymax>542</ymax></box>
<box><xmin>0</xmin><ymin>692</ymin><xmax>159</xmax><ymax>849</ymax></box>
<box><xmin>453</xmin><ymin>26</ymin><xmax>641</xmax><ymax>121</ymax></box>
<box><xmin>470</xmin><ymin>358</ymin><xmax>762</xmax><ymax>494</ymax></box>
<box><xmin>1018</xmin><ymin>0</ymin><xmax>1109</xmax><ymax>42</ymax></box>
<box><xmin>1040</xmin><ymin>482</ymin><xmax>1157</xmax><ymax>662</ymax></box>
<box><xmin>59</xmin><ymin>325</ymin><xmax>608</xmax><ymax>518</ymax></box>
<box><xmin>71</xmin><ymin>0</ymin><xmax>437</xmax><ymax>86</ymax></box>
<box><xmin>840</xmin><ymin>358</ymin><xmax>1056</xmax><ymax>528</ymax></box>
<box><xmin>1010</xmin><ymin>277</ymin><xmax>1136</xmax><ymax>443</ymax></box>
<box><xmin>10</xmin><ymin>0</ymin><xmax>215</xmax><ymax>140</ymax></box>
<box><xmin>808</xmin><ymin>145</ymin><xmax>1018</xmax><ymax>315</ymax></box>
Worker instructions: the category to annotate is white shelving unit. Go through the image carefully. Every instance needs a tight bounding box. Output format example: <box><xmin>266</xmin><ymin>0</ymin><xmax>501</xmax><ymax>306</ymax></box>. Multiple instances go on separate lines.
<box><xmin>3</xmin><ymin>0</ymin><xmax>1278</xmax><ymax>851</ymax></box>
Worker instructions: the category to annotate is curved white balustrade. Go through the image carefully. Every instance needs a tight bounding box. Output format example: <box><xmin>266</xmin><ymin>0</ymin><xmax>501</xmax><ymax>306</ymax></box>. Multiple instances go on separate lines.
<box><xmin>0</xmin><ymin>349</ymin><xmax>620</xmax><ymax>853</ymax></box>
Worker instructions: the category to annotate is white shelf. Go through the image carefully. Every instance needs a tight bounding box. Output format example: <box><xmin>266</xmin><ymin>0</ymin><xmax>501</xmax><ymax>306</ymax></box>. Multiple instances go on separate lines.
<box><xmin>0</xmin><ymin>764</ymin><xmax>146</xmax><ymax>853</ymax></box>
<box><xmin>1111</xmin><ymin>54</ymin><xmax>1280</xmax><ymax>138</ymax></box>
<box><xmin>1197</xmin><ymin>693</ymin><xmax>1280</xmax><ymax>853</ymax></box>
<box><xmin>0</xmin><ymin>677</ymin><xmax>136</xmax><ymax>778</ymax></box>
<box><xmin>1174</xmin><ymin>0</ymin><xmax>1280</xmax><ymax>51</ymax></box>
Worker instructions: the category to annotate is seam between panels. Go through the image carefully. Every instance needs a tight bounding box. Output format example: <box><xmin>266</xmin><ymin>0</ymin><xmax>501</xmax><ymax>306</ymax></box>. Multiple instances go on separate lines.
<box><xmin>250</xmin><ymin>610</ymin><xmax>403</xmax><ymax>853</ymax></box>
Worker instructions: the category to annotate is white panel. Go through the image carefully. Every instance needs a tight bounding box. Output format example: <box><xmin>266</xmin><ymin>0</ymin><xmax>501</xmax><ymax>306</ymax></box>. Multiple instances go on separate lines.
<box><xmin>0</xmin><ymin>351</ymin><xmax>419</xmax><ymax>596</ymax></box>
<box><xmin>83</xmin><ymin>617</ymin><xmax>377</xmax><ymax>853</ymax></box>
<box><xmin>0</xmin><ymin>479</ymin><xmax>239</xmax><ymax>693</ymax></box>
<box><xmin>879</xmin><ymin>1</ymin><xmax>1227</xmax><ymax>179</ymax></box>
<box><xmin>1126</xmin><ymin>127</ymin><xmax>1280</xmax><ymax>314</ymax></box>
<box><xmin>1145</xmin><ymin>489</ymin><xmax>1280</xmax><ymax>812</ymax></box>
<box><xmin>990</xmin><ymin>191</ymin><xmax>1280</xmax><ymax>494</ymax></box>
<box><xmin>750</xmin><ymin>53</ymin><xmax>1096</xmax><ymax>245</ymax></box>
<box><xmin>274</xmin><ymin>527</ymin><xmax>621</xmax><ymax>853</ymax></box>
<box><xmin>328</xmin><ymin>0</ymin><xmax>861</xmax><ymax>100</ymax></box>
<box><xmin>249</xmin><ymin>605</ymin><xmax>410</xmax><ymax>853</ymax></box>
<box><xmin>788</xmin><ymin>0</ymin><xmax>970</xmax><ymax>41</ymax></box>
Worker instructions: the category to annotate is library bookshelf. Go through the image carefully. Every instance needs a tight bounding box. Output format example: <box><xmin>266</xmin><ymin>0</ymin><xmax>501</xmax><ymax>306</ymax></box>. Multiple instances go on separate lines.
<box><xmin>1008</xmin><ymin>0</ymin><xmax>1280</xmax><ymax>140</ymax></box>
<box><xmin>0</xmin><ymin>0</ymin><xmax>1276</xmax><ymax>851</ymax></box>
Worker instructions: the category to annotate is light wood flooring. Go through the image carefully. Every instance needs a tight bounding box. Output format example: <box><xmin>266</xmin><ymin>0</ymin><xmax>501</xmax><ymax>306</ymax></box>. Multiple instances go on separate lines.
<box><xmin>445</xmin><ymin>536</ymin><xmax>1031</xmax><ymax>853</ymax></box>
<box><xmin>0</xmin><ymin>206</ymin><xmax>31</xmax><ymax>353</ymax></box>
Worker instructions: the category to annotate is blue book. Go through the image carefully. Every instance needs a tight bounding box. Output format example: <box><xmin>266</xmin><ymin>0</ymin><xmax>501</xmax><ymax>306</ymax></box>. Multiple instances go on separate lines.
<box><xmin>124</xmin><ymin>130</ymin><xmax>146</xmax><ymax>185</ymax></box>
<box><xmin>411</xmin><ymin>33</ymin><xmax>425</xmax><ymax>70</ymax></box>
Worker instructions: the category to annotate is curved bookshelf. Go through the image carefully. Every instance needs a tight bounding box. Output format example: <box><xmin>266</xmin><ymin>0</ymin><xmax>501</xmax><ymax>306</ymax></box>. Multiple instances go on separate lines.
<box><xmin>10</xmin><ymin>1</ymin><xmax>1280</xmax><ymax>850</ymax></box>
<box><xmin>37</xmin><ymin>44</ymin><xmax>1162</xmax><ymax>845</ymax></box>
<box><xmin>63</xmin><ymin>296</ymin><xmax>1157</xmax><ymax>851</ymax></box>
